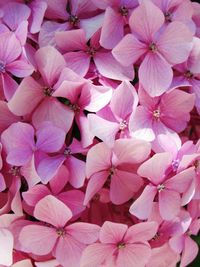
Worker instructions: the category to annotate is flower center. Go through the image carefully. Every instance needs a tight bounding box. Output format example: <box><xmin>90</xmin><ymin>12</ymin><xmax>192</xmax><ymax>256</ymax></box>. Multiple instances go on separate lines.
<box><xmin>184</xmin><ymin>70</ymin><xmax>194</xmax><ymax>79</ymax></box>
<box><xmin>119</xmin><ymin>120</ymin><xmax>128</xmax><ymax>130</ymax></box>
<box><xmin>63</xmin><ymin>147</ymin><xmax>72</xmax><ymax>156</ymax></box>
<box><xmin>157</xmin><ymin>184</ymin><xmax>165</xmax><ymax>192</ymax></box>
<box><xmin>172</xmin><ymin>159</ymin><xmax>180</xmax><ymax>171</ymax></box>
<box><xmin>9</xmin><ymin>166</ymin><xmax>21</xmax><ymax>177</ymax></box>
<box><xmin>164</xmin><ymin>11</ymin><xmax>172</xmax><ymax>22</ymax></box>
<box><xmin>70</xmin><ymin>103</ymin><xmax>80</xmax><ymax>112</ymax></box>
<box><xmin>149</xmin><ymin>42</ymin><xmax>157</xmax><ymax>52</ymax></box>
<box><xmin>69</xmin><ymin>15</ymin><xmax>79</xmax><ymax>26</ymax></box>
<box><xmin>0</xmin><ymin>61</ymin><xmax>5</xmax><ymax>73</ymax></box>
<box><xmin>87</xmin><ymin>46</ymin><xmax>96</xmax><ymax>57</ymax></box>
<box><xmin>56</xmin><ymin>228</ymin><xmax>66</xmax><ymax>237</ymax></box>
<box><xmin>117</xmin><ymin>242</ymin><xmax>126</xmax><ymax>249</ymax></box>
<box><xmin>152</xmin><ymin>109</ymin><xmax>161</xmax><ymax>120</ymax></box>
<box><xmin>43</xmin><ymin>87</ymin><xmax>54</xmax><ymax>96</ymax></box>
<box><xmin>119</xmin><ymin>6</ymin><xmax>129</xmax><ymax>16</ymax></box>
<box><xmin>109</xmin><ymin>166</ymin><xmax>116</xmax><ymax>176</ymax></box>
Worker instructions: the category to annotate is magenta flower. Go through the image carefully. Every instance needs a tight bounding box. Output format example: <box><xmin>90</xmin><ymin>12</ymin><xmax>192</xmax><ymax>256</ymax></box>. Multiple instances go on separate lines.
<box><xmin>130</xmin><ymin>152</ymin><xmax>195</xmax><ymax>220</ymax></box>
<box><xmin>84</xmin><ymin>139</ymin><xmax>151</xmax><ymax>205</ymax></box>
<box><xmin>80</xmin><ymin>220</ymin><xmax>158</xmax><ymax>267</ymax></box>
<box><xmin>19</xmin><ymin>195</ymin><xmax>100</xmax><ymax>267</ymax></box>
<box><xmin>112</xmin><ymin>0</ymin><xmax>193</xmax><ymax>96</ymax></box>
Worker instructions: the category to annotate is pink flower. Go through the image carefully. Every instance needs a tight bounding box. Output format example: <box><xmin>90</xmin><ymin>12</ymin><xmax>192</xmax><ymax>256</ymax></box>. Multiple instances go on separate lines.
<box><xmin>129</xmin><ymin>87</ymin><xmax>195</xmax><ymax>144</ymax></box>
<box><xmin>112</xmin><ymin>0</ymin><xmax>193</xmax><ymax>96</ymax></box>
<box><xmin>19</xmin><ymin>195</ymin><xmax>100</xmax><ymax>267</ymax></box>
<box><xmin>80</xmin><ymin>220</ymin><xmax>158</xmax><ymax>267</ymax></box>
<box><xmin>130</xmin><ymin>152</ymin><xmax>195</xmax><ymax>220</ymax></box>
<box><xmin>88</xmin><ymin>81</ymin><xmax>138</xmax><ymax>147</ymax></box>
<box><xmin>84</xmin><ymin>139</ymin><xmax>151</xmax><ymax>205</ymax></box>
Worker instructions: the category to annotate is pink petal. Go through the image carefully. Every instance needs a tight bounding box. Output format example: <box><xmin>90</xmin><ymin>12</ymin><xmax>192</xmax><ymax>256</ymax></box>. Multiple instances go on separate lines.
<box><xmin>6</xmin><ymin>59</ymin><xmax>34</xmax><ymax>77</ymax></box>
<box><xmin>180</xmin><ymin>236</ymin><xmax>199</xmax><ymax>267</ymax></box>
<box><xmin>157</xmin><ymin>22</ymin><xmax>192</xmax><ymax>65</ymax></box>
<box><xmin>84</xmin><ymin>171</ymin><xmax>108</xmax><ymax>205</ymax></box>
<box><xmin>129</xmin><ymin>1</ymin><xmax>164</xmax><ymax>42</ymax></box>
<box><xmin>44</xmin><ymin>0</ymin><xmax>69</xmax><ymax>20</ymax></box>
<box><xmin>55</xmin><ymin>29</ymin><xmax>87</xmax><ymax>52</ymax></box>
<box><xmin>29</xmin><ymin>1</ymin><xmax>47</xmax><ymax>34</ymax></box>
<box><xmin>0</xmin><ymin>101</ymin><xmax>19</xmax><ymax>134</ymax></box>
<box><xmin>129</xmin><ymin>185</ymin><xmax>157</xmax><ymax>220</ymax></box>
<box><xmin>0</xmin><ymin>229</ymin><xmax>13</xmax><ymax>266</ymax></box>
<box><xmin>100</xmin><ymin>221</ymin><xmax>128</xmax><ymax>244</ymax></box>
<box><xmin>159</xmin><ymin>189</ymin><xmax>181</xmax><ymax>220</ymax></box>
<box><xmin>116</xmin><ymin>243</ymin><xmax>151</xmax><ymax>267</ymax></box>
<box><xmin>34</xmin><ymin>195</ymin><xmax>72</xmax><ymax>227</ymax></box>
<box><xmin>137</xmin><ymin>152</ymin><xmax>172</xmax><ymax>185</ymax></box>
<box><xmin>7</xmin><ymin>148</ymin><xmax>33</xmax><ymax>166</ymax></box>
<box><xmin>50</xmin><ymin>165</ymin><xmax>69</xmax><ymax>194</ymax></box>
<box><xmin>64</xmin><ymin>51</ymin><xmax>90</xmax><ymax>77</ymax></box>
<box><xmin>80</xmin><ymin>243</ymin><xmax>115</xmax><ymax>267</ymax></box>
<box><xmin>129</xmin><ymin>106</ymin><xmax>155</xmax><ymax>142</ymax></box>
<box><xmin>8</xmin><ymin>77</ymin><xmax>43</xmax><ymax>116</ymax></box>
<box><xmin>65</xmin><ymin>157</ymin><xmax>85</xmax><ymax>188</ymax></box>
<box><xmin>15</xmin><ymin>21</ymin><xmax>28</xmax><ymax>46</ymax></box>
<box><xmin>22</xmin><ymin>184</ymin><xmax>50</xmax><ymax>207</ymax></box>
<box><xmin>112</xmin><ymin>33</ymin><xmax>146</xmax><ymax>66</ymax></box>
<box><xmin>19</xmin><ymin>225</ymin><xmax>57</xmax><ymax>255</ymax></box>
<box><xmin>36</xmin><ymin>123</ymin><xmax>65</xmax><ymax>153</ymax></box>
<box><xmin>54</xmin><ymin>235</ymin><xmax>85</xmax><ymax>267</ymax></box>
<box><xmin>88</xmin><ymin>114</ymin><xmax>119</xmax><ymax>147</ymax></box>
<box><xmin>100</xmin><ymin>7</ymin><xmax>124</xmax><ymax>49</ymax></box>
<box><xmin>86</xmin><ymin>142</ymin><xmax>111</xmax><ymax>177</ymax></box>
<box><xmin>110</xmin><ymin>81</ymin><xmax>138</xmax><ymax>119</ymax></box>
<box><xmin>110</xmin><ymin>170</ymin><xmax>143</xmax><ymax>204</ymax></box>
<box><xmin>66</xmin><ymin>222</ymin><xmax>100</xmax><ymax>244</ymax></box>
<box><xmin>35</xmin><ymin>46</ymin><xmax>66</xmax><ymax>87</ymax></box>
<box><xmin>0</xmin><ymin>32</ymin><xmax>21</xmax><ymax>63</ymax></box>
<box><xmin>32</xmin><ymin>98</ymin><xmax>74</xmax><ymax>133</ymax></box>
<box><xmin>139</xmin><ymin>52</ymin><xmax>173</xmax><ymax>97</ymax></box>
<box><xmin>125</xmin><ymin>221</ymin><xmax>158</xmax><ymax>243</ymax></box>
<box><xmin>113</xmin><ymin>138</ymin><xmax>151</xmax><ymax>165</ymax></box>
<box><xmin>1</xmin><ymin>72</ymin><xmax>19</xmax><ymax>100</ymax></box>
<box><xmin>164</xmin><ymin>167</ymin><xmax>195</xmax><ymax>193</ymax></box>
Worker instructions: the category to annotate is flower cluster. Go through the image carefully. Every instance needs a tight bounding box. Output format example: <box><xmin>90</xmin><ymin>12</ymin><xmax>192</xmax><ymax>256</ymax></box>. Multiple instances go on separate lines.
<box><xmin>0</xmin><ymin>0</ymin><xmax>200</xmax><ymax>266</ymax></box>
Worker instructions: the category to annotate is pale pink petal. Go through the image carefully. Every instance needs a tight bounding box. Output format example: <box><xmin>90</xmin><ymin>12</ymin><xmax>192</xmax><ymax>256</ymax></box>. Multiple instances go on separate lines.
<box><xmin>1</xmin><ymin>72</ymin><xmax>19</xmax><ymax>100</ymax></box>
<box><xmin>6</xmin><ymin>60</ymin><xmax>34</xmax><ymax>77</ymax></box>
<box><xmin>65</xmin><ymin>157</ymin><xmax>85</xmax><ymax>188</ymax></box>
<box><xmin>117</xmin><ymin>243</ymin><xmax>151</xmax><ymax>267</ymax></box>
<box><xmin>0</xmin><ymin>228</ymin><xmax>13</xmax><ymax>266</ymax></box>
<box><xmin>0</xmin><ymin>173</ymin><xmax>6</xmax><ymax>192</ymax></box>
<box><xmin>50</xmin><ymin>165</ymin><xmax>69</xmax><ymax>194</ymax></box>
<box><xmin>35</xmin><ymin>46</ymin><xmax>66</xmax><ymax>86</ymax></box>
<box><xmin>113</xmin><ymin>138</ymin><xmax>151</xmax><ymax>165</ymax></box>
<box><xmin>13</xmin><ymin>259</ymin><xmax>33</xmax><ymax>267</ymax></box>
<box><xmin>159</xmin><ymin>189</ymin><xmax>181</xmax><ymax>220</ymax></box>
<box><xmin>29</xmin><ymin>1</ymin><xmax>47</xmax><ymax>34</ymax></box>
<box><xmin>66</xmin><ymin>222</ymin><xmax>100</xmax><ymax>244</ymax></box>
<box><xmin>19</xmin><ymin>225</ymin><xmax>57</xmax><ymax>255</ymax></box>
<box><xmin>180</xmin><ymin>236</ymin><xmax>199</xmax><ymax>267</ymax></box>
<box><xmin>64</xmin><ymin>51</ymin><xmax>90</xmax><ymax>77</ymax></box>
<box><xmin>100</xmin><ymin>221</ymin><xmax>128</xmax><ymax>244</ymax></box>
<box><xmin>15</xmin><ymin>21</ymin><xmax>28</xmax><ymax>46</ymax></box>
<box><xmin>34</xmin><ymin>195</ymin><xmax>72</xmax><ymax>227</ymax></box>
<box><xmin>54</xmin><ymin>235</ymin><xmax>85</xmax><ymax>267</ymax></box>
<box><xmin>36</xmin><ymin>123</ymin><xmax>65</xmax><ymax>153</ymax></box>
<box><xmin>100</xmin><ymin>7</ymin><xmax>124</xmax><ymax>49</ymax></box>
<box><xmin>7</xmin><ymin>148</ymin><xmax>33</xmax><ymax>166</ymax></box>
<box><xmin>83</xmin><ymin>84</ymin><xmax>112</xmax><ymax>112</ymax></box>
<box><xmin>80</xmin><ymin>243</ymin><xmax>115</xmax><ymax>267</ymax></box>
<box><xmin>137</xmin><ymin>152</ymin><xmax>172</xmax><ymax>185</ymax></box>
<box><xmin>110</xmin><ymin>170</ymin><xmax>143</xmax><ymax>204</ymax></box>
<box><xmin>129</xmin><ymin>106</ymin><xmax>155</xmax><ymax>142</ymax></box>
<box><xmin>86</xmin><ymin>142</ymin><xmax>112</xmax><ymax>177</ymax></box>
<box><xmin>164</xmin><ymin>167</ymin><xmax>195</xmax><ymax>193</ymax></box>
<box><xmin>125</xmin><ymin>221</ymin><xmax>158</xmax><ymax>243</ymax></box>
<box><xmin>0</xmin><ymin>32</ymin><xmax>21</xmax><ymax>63</ymax></box>
<box><xmin>157</xmin><ymin>22</ymin><xmax>192</xmax><ymax>65</ymax></box>
<box><xmin>139</xmin><ymin>52</ymin><xmax>173</xmax><ymax>97</ymax></box>
<box><xmin>112</xmin><ymin>33</ymin><xmax>146</xmax><ymax>66</ymax></box>
<box><xmin>88</xmin><ymin>114</ymin><xmax>119</xmax><ymax>147</ymax></box>
<box><xmin>55</xmin><ymin>29</ymin><xmax>87</xmax><ymax>52</ymax></box>
<box><xmin>169</xmin><ymin>235</ymin><xmax>184</xmax><ymax>254</ymax></box>
<box><xmin>110</xmin><ymin>81</ymin><xmax>138</xmax><ymax>120</ymax></box>
<box><xmin>8</xmin><ymin>77</ymin><xmax>43</xmax><ymax>116</ymax></box>
<box><xmin>22</xmin><ymin>184</ymin><xmax>50</xmax><ymax>207</ymax></box>
<box><xmin>129</xmin><ymin>185</ymin><xmax>157</xmax><ymax>220</ymax></box>
<box><xmin>129</xmin><ymin>1</ymin><xmax>164</xmax><ymax>42</ymax></box>
<box><xmin>84</xmin><ymin>171</ymin><xmax>108</xmax><ymax>205</ymax></box>
<box><xmin>80</xmin><ymin>13</ymin><xmax>104</xmax><ymax>40</ymax></box>
<box><xmin>32</xmin><ymin>98</ymin><xmax>74</xmax><ymax>133</ymax></box>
